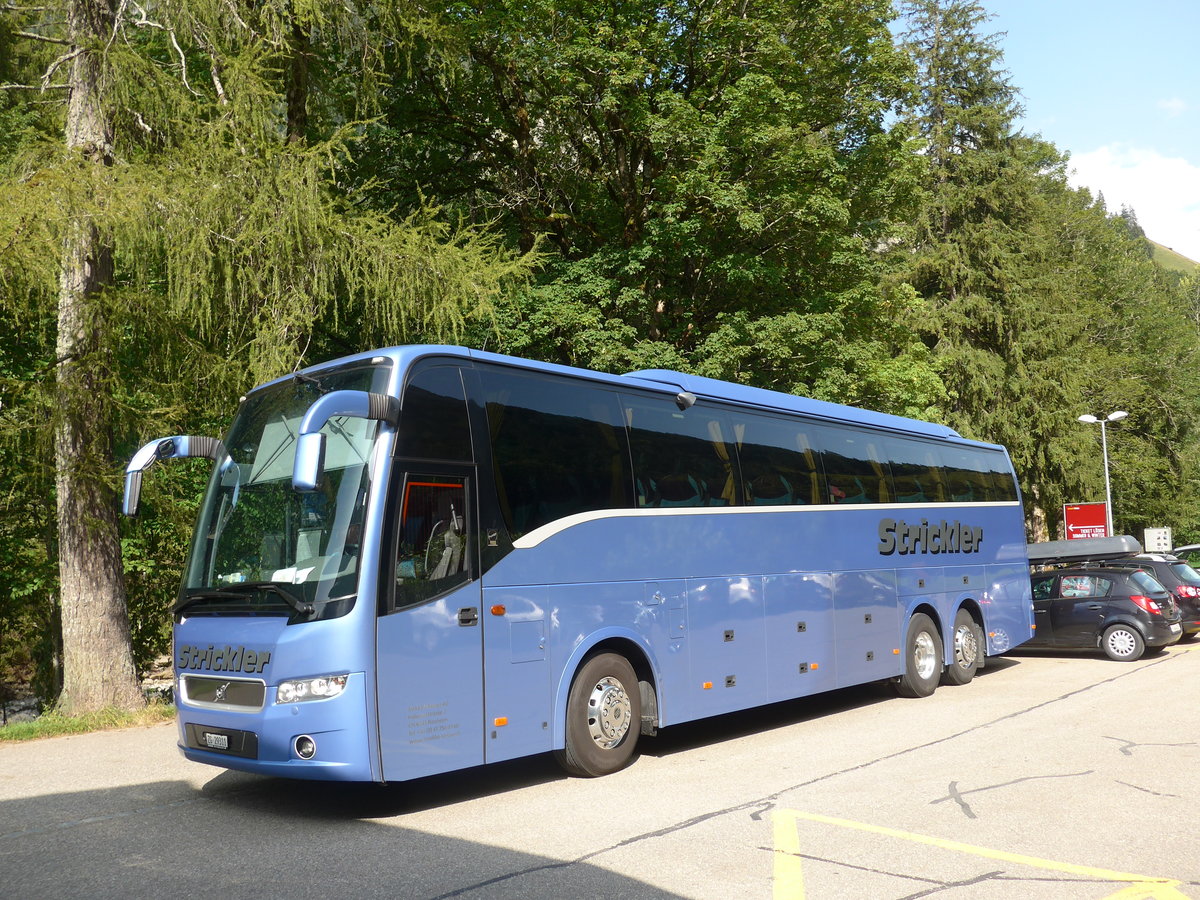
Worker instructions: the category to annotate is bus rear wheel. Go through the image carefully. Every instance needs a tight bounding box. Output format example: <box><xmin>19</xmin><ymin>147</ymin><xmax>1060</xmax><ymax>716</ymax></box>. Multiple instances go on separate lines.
<box><xmin>555</xmin><ymin>652</ymin><xmax>642</xmax><ymax>777</ymax></box>
<box><xmin>896</xmin><ymin>613</ymin><xmax>942</xmax><ymax>698</ymax></box>
<box><xmin>942</xmin><ymin>609</ymin><xmax>983</xmax><ymax>686</ymax></box>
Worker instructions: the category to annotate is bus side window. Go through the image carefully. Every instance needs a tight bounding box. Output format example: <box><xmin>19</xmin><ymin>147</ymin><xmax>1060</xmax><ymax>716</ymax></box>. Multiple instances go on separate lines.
<box><xmin>483</xmin><ymin>369</ymin><xmax>632</xmax><ymax>538</ymax></box>
<box><xmin>733</xmin><ymin>413</ymin><xmax>820</xmax><ymax>506</ymax></box>
<box><xmin>815</xmin><ymin>425</ymin><xmax>887</xmax><ymax>504</ymax></box>
<box><xmin>883</xmin><ymin>436</ymin><xmax>948</xmax><ymax>504</ymax></box>
<box><xmin>940</xmin><ymin>446</ymin><xmax>1016</xmax><ymax>503</ymax></box>
<box><xmin>396</xmin><ymin>366</ymin><xmax>473</xmax><ymax>462</ymax></box>
<box><xmin>624</xmin><ymin>396</ymin><xmax>736</xmax><ymax>508</ymax></box>
<box><xmin>395</xmin><ymin>475</ymin><xmax>470</xmax><ymax>608</ymax></box>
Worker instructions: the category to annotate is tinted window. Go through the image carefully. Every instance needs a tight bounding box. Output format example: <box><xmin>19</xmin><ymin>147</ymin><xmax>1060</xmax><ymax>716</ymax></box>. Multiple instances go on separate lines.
<box><xmin>939</xmin><ymin>446</ymin><xmax>1016</xmax><ymax>502</ymax></box>
<box><xmin>979</xmin><ymin>449</ymin><xmax>1019</xmax><ymax>502</ymax></box>
<box><xmin>1170</xmin><ymin>562</ymin><xmax>1200</xmax><ymax>587</ymax></box>
<box><xmin>816</xmin><ymin>425</ymin><xmax>889</xmax><ymax>504</ymax></box>
<box><xmin>733</xmin><ymin>413</ymin><xmax>820</xmax><ymax>505</ymax></box>
<box><xmin>396</xmin><ymin>366</ymin><xmax>472</xmax><ymax>461</ymax></box>
<box><xmin>484</xmin><ymin>369</ymin><xmax>632</xmax><ymax>536</ymax></box>
<box><xmin>625</xmin><ymin>395</ymin><xmax>736</xmax><ymax>507</ymax></box>
<box><xmin>1131</xmin><ymin>570</ymin><xmax>1167</xmax><ymax>595</ymax></box>
<box><xmin>884</xmin><ymin>436</ymin><xmax>948</xmax><ymax>504</ymax></box>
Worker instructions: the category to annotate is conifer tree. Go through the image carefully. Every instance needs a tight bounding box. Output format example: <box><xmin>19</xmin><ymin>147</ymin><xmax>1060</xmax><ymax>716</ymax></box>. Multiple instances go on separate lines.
<box><xmin>896</xmin><ymin>0</ymin><xmax>1200</xmax><ymax>540</ymax></box>
<box><xmin>896</xmin><ymin>0</ymin><xmax>1094</xmax><ymax>536</ymax></box>
<box><xmin>0</xmin><ymin>0</ymin><xmax>529</xmax><ymax>711</ymax></box>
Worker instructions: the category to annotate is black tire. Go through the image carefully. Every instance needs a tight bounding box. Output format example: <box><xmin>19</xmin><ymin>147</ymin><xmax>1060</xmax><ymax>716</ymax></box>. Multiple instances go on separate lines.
<box><xmin>1102</xmin><ymin>624</ymin><xmax>1145</xmax><ymax>661</ymax></box>
<box><xmin>942</xmin><ymin>609</ymin><xmax>983</xmax><ymax>686</ymax></box>
<box><xmin>555</xmin><ymin>652</ymin><xmax>642</xmax><ymax>777</ymax></box>
<box><xmin>1179</xmin><ymin>631</ymin><xmax>1199</xmax><ymax>643</ymax></box>
<box><xmin>896</xmin><ymin>613</ymin><xmax>942</xmax><ymax>698</ymax></box>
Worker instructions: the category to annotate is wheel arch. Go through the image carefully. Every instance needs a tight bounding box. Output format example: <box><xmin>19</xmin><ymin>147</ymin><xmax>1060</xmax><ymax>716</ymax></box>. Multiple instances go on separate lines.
<box><xmin>907</xmin><ymin>601</ymin><xmax>943</xmax><ymax>638</ymax></box>
<box><xmin>553</xmin><ymin>629</ymin><xmax>660</xmax><ymax>749</ymax></box>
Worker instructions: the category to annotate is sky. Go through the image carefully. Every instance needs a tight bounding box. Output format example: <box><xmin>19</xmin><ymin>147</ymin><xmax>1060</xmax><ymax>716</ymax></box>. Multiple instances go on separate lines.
<box><xmin>981</xmin><ymin>0</ymin><xmax>1200</xmax><ymax>261</ymax></box>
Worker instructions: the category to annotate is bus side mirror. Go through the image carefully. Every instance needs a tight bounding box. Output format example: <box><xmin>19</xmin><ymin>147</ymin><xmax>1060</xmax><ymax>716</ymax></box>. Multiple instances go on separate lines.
<box><xmin>291</xmin><ymin>390</ymin><xmax>400</xmax><ymax>493</ymax></box>
<box><xmin>123</xmin><ymin>435</ymin><xmax>225</xmax><ymax>516</ymax></box>
<box><xmin>292</xmin><ymin>432</ymin><xmax>327</xmax><ymax>493</ymax></box>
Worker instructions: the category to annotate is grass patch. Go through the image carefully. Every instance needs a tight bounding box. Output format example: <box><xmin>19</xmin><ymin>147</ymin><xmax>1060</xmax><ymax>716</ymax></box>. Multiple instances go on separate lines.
<box><xmin>1152</xmin><ymin>240</ymin><xmax>1198</xmax><ymax>275</ymax></box>
<box><xmin>0</xmin><ymin>701</ymin><xmax>176</xmax><ymax>742</ymax></box>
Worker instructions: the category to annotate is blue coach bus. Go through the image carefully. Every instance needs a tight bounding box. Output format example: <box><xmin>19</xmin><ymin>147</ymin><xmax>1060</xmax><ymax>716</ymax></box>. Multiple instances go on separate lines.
<box><xmin>124</xmin><ymin>345</ymin><xmax>1033</xmax><ymax>782</ymax></box>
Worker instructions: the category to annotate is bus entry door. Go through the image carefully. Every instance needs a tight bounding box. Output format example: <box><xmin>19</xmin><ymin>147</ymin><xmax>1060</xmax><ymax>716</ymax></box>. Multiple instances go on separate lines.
<box><xmin>376</xmin><ymin>473</ymin><xmax>485</xmax><ymax>781</ymax></box>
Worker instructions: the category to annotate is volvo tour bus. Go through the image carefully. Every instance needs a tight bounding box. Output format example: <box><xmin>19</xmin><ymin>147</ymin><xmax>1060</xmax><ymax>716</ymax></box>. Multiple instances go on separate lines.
<box><xmin>124</xmin><ymin>345</ymin><xmax>1034</xmax><ymax>782</ymax></box>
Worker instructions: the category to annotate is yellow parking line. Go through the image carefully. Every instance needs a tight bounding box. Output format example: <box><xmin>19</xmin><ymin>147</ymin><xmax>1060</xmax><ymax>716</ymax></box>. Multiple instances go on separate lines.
<box><xmin>773</xmin><ymin>809</ymin><xmax>1188</xmax><ymax>898</ymax></box>
<box><xmin>772</xmin><ymin>811</ymin><xmax>806</xmax><ymax>900</ymax></box>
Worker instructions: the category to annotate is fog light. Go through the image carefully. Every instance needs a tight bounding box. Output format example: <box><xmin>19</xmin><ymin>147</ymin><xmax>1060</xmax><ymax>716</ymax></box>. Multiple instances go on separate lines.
<box><xmin>294</xmin><ymin>735</ymin><xmax>317</xmax><ymax>760</ymax></box>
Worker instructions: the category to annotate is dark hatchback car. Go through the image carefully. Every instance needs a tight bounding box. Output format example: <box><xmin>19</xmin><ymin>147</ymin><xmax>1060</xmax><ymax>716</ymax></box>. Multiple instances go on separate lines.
<box><xmin>1029</xmin><ymin>567</ymin><xmax>1182</xmax><ymax>661</ymax></box>
<box><xmin>1093</xmin><ymin>554</ymin><xmax>1200</xmax><ymax>640</ymax></box>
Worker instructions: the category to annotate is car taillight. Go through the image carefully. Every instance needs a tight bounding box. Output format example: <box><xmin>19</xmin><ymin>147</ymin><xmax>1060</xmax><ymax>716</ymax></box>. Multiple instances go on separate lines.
<box><xmin>1176</xmin><ymin>585</ymin><xmax>1200</xmax><ymax>599</ymax></box>
<box><xmin>1130</xmin><ymin>595</ymin><xmax>1164</xmax><ymax>616</ymax></box>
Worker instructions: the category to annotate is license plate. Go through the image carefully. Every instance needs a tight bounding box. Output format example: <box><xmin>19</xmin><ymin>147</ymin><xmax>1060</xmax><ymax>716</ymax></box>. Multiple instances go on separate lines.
<box><xmin>203</xmin><ymin>732</ymin><xmax>230</xmax><ymax>750</ymax></box>
<box><xmin>1170</xmin><ymin>624</ymin><xmax>1182</xmax><ymax>634</ymax></box>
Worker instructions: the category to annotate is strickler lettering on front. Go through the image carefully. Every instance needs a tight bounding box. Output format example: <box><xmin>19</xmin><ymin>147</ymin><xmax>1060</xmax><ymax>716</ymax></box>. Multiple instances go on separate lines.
<box><xmin>176</xmin><ymin>643</ymin><xmax>272</xmax><ymax>674</ymax></box>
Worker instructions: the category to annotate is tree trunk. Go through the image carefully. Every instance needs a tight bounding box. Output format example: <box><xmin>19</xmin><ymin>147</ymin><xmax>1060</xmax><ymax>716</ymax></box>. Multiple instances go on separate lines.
<box><xmin>55</xmin><ymin>0</ymin><xmax>143</xmax><ymax>714</ymax></box>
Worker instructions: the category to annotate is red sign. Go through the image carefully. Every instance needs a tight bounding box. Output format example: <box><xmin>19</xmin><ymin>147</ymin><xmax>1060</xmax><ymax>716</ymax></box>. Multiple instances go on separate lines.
<box><xmin>1063</xmin><ymin>502</ymin><xmax>1108</xmax><ymax>540</ymax></box>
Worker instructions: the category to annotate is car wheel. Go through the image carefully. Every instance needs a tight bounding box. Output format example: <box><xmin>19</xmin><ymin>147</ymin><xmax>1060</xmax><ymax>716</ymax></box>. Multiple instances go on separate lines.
<box><xmin>554</xmin><ymin>652</ymin><xmax>642</xmax><ymax>777</ymax></box>
<box><xmin>942</xmin><ymin>609</ymin><xmax>983</xmax><ymax>686</ymax></box>
<box><xmin>1102</xmin><ymin>624</ymin><xmax>1145</xmax><ymax>661</ymax></box>
<box><xmin>896</xmin><ymin>613</ymin><xmax>942</xmax><ymax>697</ymax></box>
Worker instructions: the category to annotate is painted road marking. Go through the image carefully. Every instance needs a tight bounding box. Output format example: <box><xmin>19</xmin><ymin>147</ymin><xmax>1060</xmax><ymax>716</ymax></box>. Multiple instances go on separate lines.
<box><xmin>772</xmin><ymin>809</ymin><xmax>1190</xmax><ymax>899</ymax></box>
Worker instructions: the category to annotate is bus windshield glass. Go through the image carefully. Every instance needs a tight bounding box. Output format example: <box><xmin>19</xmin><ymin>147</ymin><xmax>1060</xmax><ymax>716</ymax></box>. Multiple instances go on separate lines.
<box><xmin>181</xmin><ymin>361</ymin><xmax>391</xmax><ymax>620</ymax></box>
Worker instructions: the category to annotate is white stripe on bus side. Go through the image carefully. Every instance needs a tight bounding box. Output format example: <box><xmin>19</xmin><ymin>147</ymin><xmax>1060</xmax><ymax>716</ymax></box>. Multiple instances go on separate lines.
<box><xmin>511</xmin><ymin>502</ymin><xmax>1020</xmax><ymax>550</ymax></box>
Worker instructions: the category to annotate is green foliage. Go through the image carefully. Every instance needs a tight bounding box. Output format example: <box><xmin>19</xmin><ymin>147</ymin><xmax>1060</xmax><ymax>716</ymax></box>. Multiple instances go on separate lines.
<box><xmin>0</xmin><ymin>0</ymin><xmax>531</xmax><ymax>700</ymax></box>
<box><xmin>895</xmin><ymin>0</ymin><xmax>1200</xmax><ymax>541</ymax></box>
<box><xmin>361</xmin><ymin>0</ymin><xmax>939</xmax><ymax>408</ymax></box>
<box><xmin>2</xmin><ymin>0</ymin><xmax>1200</xmax><ymax>703</ymax></box>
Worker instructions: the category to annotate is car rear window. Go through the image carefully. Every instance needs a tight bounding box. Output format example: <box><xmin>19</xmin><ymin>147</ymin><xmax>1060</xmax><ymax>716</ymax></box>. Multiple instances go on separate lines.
<box><xmin>1169</xmin><ymin>562</ymin><xmax>1200</xmax><ymax>586</ymax></box>
<box><xmin>1131</xmin><ymin>570</ymin><xmax>1167</xmax><ymax>594</ymax></box>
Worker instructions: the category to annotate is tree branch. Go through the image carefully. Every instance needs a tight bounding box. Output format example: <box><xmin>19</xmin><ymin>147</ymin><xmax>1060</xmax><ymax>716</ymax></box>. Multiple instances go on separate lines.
<box><xmin>42</xmin><ymin>47</ymin><xmax>84</xmax><ymax>90</ymax></box>
<box><xmin>0</xmin><ymin>82</ymin><xmax>70</xmax><ymax>91</ymax></box>
<box><xmin>15</xmin><ymin>29</ymin><xmax>71</xmax><ymax>45</ymax></box>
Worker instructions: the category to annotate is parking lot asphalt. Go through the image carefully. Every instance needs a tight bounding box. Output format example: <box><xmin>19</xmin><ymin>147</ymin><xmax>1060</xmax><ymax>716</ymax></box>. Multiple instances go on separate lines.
<box><xmin>2</xmin><ymin>642</ymin><xmax>1199</xmax><ymax>898</ymax></box>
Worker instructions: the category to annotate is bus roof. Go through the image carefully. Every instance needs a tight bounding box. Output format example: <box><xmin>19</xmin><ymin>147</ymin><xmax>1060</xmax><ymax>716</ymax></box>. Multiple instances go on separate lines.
<box><xmin>280</xmin><ymin>344</ymin><xmax>977</xmax><ymax>446</ymax></box>
<box><xmin>625</xmin><ymin>368</ymin><xmax>964</xmax><ymax>442</ymax></box>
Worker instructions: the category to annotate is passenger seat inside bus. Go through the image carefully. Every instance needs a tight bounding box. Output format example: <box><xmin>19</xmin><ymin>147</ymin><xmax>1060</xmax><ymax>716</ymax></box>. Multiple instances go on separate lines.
<box><xmin>747</xmin><ymin>472</ymin><xmax>794</xmax><ymax>505</ymax></box>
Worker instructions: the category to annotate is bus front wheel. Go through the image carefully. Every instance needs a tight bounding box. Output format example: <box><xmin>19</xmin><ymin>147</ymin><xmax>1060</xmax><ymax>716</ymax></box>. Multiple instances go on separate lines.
<box><xmin>555</xmin><ymin>652</ymin><xmax>642</xmax><ymax>777</ymax></box>
<box><xmin>896</xmin><ymin>613</ymin><xmax>942</xmax><ymax>698</ymax></box>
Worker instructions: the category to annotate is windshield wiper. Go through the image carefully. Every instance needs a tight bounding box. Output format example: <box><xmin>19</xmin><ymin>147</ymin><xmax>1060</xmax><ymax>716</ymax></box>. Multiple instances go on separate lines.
<box><xmin>176</xmin><ymin>582</ymin><xmax>315</xmax><ymax>619</ymax></box>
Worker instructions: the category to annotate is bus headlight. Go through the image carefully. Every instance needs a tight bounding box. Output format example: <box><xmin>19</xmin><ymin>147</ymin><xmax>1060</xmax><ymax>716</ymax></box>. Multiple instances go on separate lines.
<box><xmin>276</xmin><ymin>674</ymin><xmax>349</xmax><ymax>704</ymax></box>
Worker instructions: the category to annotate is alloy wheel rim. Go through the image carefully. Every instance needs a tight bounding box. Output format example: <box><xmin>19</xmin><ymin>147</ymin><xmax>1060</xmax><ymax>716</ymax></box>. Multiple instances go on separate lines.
<box><xmin>913</xmin><ymin>631</ymin><xmax>937</xmax><ymax>679</ymax></box>
<box><xmin>954</xmin><ymin>624</ymin><xmax>979</xmax><ymax>669</ymax></box>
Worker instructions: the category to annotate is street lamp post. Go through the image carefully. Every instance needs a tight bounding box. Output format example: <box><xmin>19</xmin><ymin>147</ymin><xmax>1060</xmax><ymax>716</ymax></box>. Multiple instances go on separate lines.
<box><xmin>1077</xmin><ymin>410</ymin><xmax>1128</xmax><ymax>536</ymax></box>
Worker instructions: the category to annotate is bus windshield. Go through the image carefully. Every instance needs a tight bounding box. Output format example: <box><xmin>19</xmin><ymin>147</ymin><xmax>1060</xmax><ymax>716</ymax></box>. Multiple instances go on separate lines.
<box><xmin>181</xmin><ymin>361</ymin><xmax>391</xmax><ymax>620</ymax></box>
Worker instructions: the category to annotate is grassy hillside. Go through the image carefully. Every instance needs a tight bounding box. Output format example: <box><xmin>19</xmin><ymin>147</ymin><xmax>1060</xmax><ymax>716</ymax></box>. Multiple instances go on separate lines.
<box><xmin>1152</xmin><ymin>240</ymin><xmax>1199</xmax><ymax>274</ymax></box>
